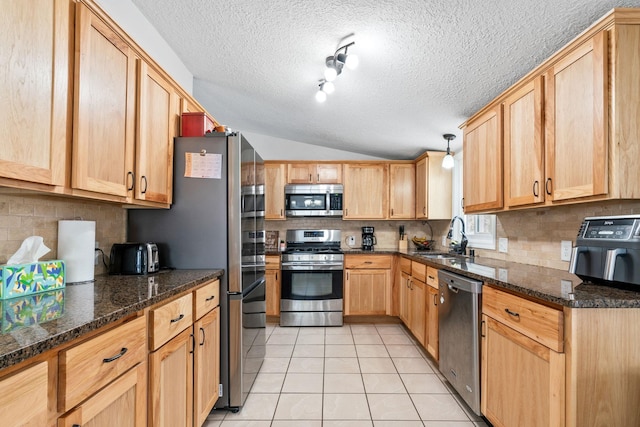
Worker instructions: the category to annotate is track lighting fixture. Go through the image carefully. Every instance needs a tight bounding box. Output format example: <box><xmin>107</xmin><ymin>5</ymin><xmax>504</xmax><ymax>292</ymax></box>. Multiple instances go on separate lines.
<box><xmin>315</xmin><ymin>39</ymin><xmax>358</xmax><ymax>102</ymax></box>
<box><xmin>442</xmin><ymin>134</ymin><xmax>455</xmax><ymax>169</ymax></box>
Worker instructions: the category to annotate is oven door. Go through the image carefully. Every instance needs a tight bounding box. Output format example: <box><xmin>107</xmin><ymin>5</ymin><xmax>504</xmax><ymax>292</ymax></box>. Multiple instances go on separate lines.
<box><xmin>281</xmin><ymin>268</ymin><xmax>343</xmax><ymax>301</ymax></box>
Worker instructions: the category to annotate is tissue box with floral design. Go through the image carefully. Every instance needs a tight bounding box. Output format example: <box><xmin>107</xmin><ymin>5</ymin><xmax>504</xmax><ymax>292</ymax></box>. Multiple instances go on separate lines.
<box><xmin>0</xmin><ymin>260</ymin><xmax>65</xmax><ymax>299</ymax></box>
<box><xmin>1</xmin><ymin>288</ymin><xmax>65</xmax><ymax>332</ymax></box>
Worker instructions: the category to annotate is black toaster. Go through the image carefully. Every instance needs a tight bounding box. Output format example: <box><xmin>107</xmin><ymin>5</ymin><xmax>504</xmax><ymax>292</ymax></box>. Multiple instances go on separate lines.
<box><xmin>109</xmin><ymin>243</ymin><xmax>159</xmax><ymax>275</ymax></box>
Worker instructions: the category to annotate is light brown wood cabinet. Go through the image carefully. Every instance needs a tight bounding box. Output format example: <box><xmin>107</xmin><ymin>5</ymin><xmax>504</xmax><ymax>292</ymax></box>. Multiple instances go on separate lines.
<box><xmin>135</xmin><ymin>60</ymin><xmax>177</xmax><ymax>204</ymax></box>
<box><xmin>344</xmin><ymin>255</ymin><xmax>392</xmax><ymax>316</ymax></box>
<box><xmin>0</xmin><ymin>361</ymin><xmax>49</xmax><ymax>426</ymax></box>
<box><xmin>287</xmin><ymin>162</ymin><xmax>342</xmax><ymax>184</ymax></box>
<box><xmin>481</xmin><ymin>286</ymin><xmax>565</xmax><ymax>427</ymax></box>
<box><xmin>72</xmin><ymin>2</ymin><xmax>137</xmax><ymax>199</ymax></box>
<box><xmin>462</xmin><ymin>104</ymin><xmax>503</xmax><ymax>213</ymax></box>
<box><xmin>265</xmin><ymin>255</ymin><xmax>281</xmax><ymax>316</ymax></box>
<box><xmin>0</xmin><ymin>0</ymin><xmax>72</xmax><ymax>188</ymax></box>
<box><xmin>425</xmin><ymin>266</ymin><xmax>439</xmax><ymax>361</ymax></box>
<box><xmin>415</xmin><ymin>152</ymin><xmax>453</xmax><ymax>219</ymax></box>
<box><xmin>265</xmin><ymin>163</ymin><xmax>287</xmax><ymax>219</ymax></box>
<box><xmin>389</xmin><ymin>163</ymin><xmax>415</xmax><ymax>219</ymax></box>
<box><xmin>343</xmin><ymin>163</ymin><xmax>389</xmax><ymax>219</ymax></box>
<box><xmin>193</xmin><ymin>307</ymin><xmax>220</xmax><ymax>427</ymax></box>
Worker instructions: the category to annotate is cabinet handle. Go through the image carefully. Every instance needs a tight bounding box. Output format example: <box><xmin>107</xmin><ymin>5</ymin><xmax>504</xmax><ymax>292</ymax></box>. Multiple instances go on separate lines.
<box><xmin>504</xmin><ymin>308</ymin><xmax>520</xmax><ymax>318</ymax></box>
<box><xmin>170</xmin><ymin>313</ymin><xmax>185</xmax><ymax>323</ymax></box>
<box><xmin>190</xmin><ymin>333</ymin><xmax>195</xmax><ymax>354</ymax></box>
<box><xmin>103</xmin><ymin>347</ymin><xmax>128</xmax><ymax>363</ymax></box>
<box><xmin>423</xmin><ymin>207</ymin><xmax>426</xmax><ymax>216</ymax></box>
<box><xmin>309</xmin><ymin>174</ymin><xmax>312</xmax><ymax>182</ymax></box>
<box><xmin>481</xmin><ymin>320</ymin><xmax>486</xmax><ymax>338</ymax></box>
<box><xmin>391</xmin><ymin>208</ymin><xmax>394</xmax><ymax>216</ymax></box>
<box><xmin>275</xmin><ymin>272</ymin><xmax>278</xmax><ymax>280</ymax></box>
<box><xmin>280</xmin><ymin>209</ymin><xmax>283</xmax><ymax>217</ymax></box>
<box><xmin>346</xmin><ymin>272</ymin><xmax>349</xmax><ymax>280</ymax></box>
<box><xmin>533</xmin><ymin>180</ymin><xmax>539</xmax><ymax>197</ymax></box>
<box><xmin>433</xmin><ymin>294</ymin><xmax>437</xmax><ymax>306</ymax></box>
<box><xmin>364</xmin><ymin>261</ymin><xmax>372</xmax><ymax>264</ymax></box>
<box><xmin>141</xmin><ymin>175</ymin><xmax>148</xmax><ymax>194</ymax></box>
<box><xmin>205</xmin><ymin>295</ymin><xmax>216</xmax><ymax>301</ymax></box>
<box><xmin>545</xmin><ymin>178</ymin><xmax>552</xmax><ymax>195</ymax></box>
<box><xmin>345</xmin><ymin>208</ymin><xmax>348</xmax><ymax>217</ymax></box>
<box><xmin>428</xmin><ymin>275</ymin><xmax>435</xmax><ymax>281</ymax></box>
<box><xmin>127</xmin><ymin>171</ymin><xmax>135</xmax><ymax>191</ymax></box>
<box><xmin>317</xmin><ymin>173</ymin><xmax>320</xmax><ymax>182</ymax></box>
<box><xmin>200</xmin><ymin>327</ymin><xmax>206</xmax><ymax>346</ymax></box>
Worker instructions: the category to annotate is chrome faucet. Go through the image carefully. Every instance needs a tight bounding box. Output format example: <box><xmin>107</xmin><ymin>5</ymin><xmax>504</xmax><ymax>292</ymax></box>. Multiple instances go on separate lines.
<box><xmin>447</xmin><ymin>216</ymin><xmax>468</xmax><ymax>255</ymax></box>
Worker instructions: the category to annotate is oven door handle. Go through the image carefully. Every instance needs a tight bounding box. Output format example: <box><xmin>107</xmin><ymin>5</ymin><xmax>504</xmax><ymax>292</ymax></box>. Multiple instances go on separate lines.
<box><xmin>281</xmin><ymin>263</ymin><xmax>344</xmax><ymax>271</ymax></box>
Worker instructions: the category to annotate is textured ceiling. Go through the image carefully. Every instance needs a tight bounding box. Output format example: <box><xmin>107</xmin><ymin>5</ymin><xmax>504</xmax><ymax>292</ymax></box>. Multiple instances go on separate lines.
<box><xmin>132</xmin><ymin>0</ymin><xmax>640</xmax><ymax>159</ymax></box>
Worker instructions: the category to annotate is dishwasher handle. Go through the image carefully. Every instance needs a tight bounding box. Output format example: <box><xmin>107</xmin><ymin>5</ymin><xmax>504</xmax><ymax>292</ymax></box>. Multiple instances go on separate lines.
<box><xmin>447</xmin><ymin>284</ymin><xmax>460</xmax><ymax>293</ymax></box>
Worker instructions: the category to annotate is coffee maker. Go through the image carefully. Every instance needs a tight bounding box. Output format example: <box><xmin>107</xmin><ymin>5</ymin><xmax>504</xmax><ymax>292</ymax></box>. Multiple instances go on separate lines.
<box><xmin>362</xmin><ymin>226</ymin><xmax>377</xmax><ymax>251</ymax></box>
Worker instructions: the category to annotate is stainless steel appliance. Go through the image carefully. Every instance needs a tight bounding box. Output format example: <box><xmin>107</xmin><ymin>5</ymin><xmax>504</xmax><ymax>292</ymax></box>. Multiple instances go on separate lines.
<box><xmin>569</xmin><ymin>214</ymin><xmax>640</xmax><ymax>286</ymax></box>
<box><xmin>284</xmin><ymin>184</ymin><xmax>343</xmax><ymax>217</ymax></box>
<box><xmin>127</xmin><ymin>132</ymin><xmax>265</xmax><ymax>412</ymax></box>
<box><xmin>438</xmin><ymin>270</ymin><xmax>483</xmax><ymax>416</ymax></box>
<box><xmin>361</xmin><ymin>226</ymin><xmax>376</xmax><ymax>251</ymax></box>
<box><xmin>280</xmin><ymin>229</ymin><xmax>344</xmax><ymax>326</ymax></box>
<box><xmin>108</xmin><ymin>242</ymin><xmax>159</xmax><ymax>275</ymax></box>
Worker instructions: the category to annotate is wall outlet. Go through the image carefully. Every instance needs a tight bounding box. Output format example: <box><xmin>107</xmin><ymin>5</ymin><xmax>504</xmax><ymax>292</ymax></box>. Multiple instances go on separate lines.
<box><xmin>560</xmin><ymin>240</ymin><xmax>573</xmax><ymax>261</ymax></box>
<box><xmin>498</xmin><ymin>237</ymin><xmax>508</xmax><ymax>253</ymax></box>
<box><xmin>94</xmin><ymin>250</ymin><xmax>100</xmax><ymax>266</ymax></box>
<box><xmin>347</xmin><ymin>235</ymin><xmax>356</xmax><ymax>246</ymax></box>
<box><xmin>498</xmin><ymin>268</ymin><xmax>509</xmax><ymax>282</ymax></box>
<box><xmin>442</xmin><ymin>236</ymin><xmax>447</xmax><ymax>246</ymax></box>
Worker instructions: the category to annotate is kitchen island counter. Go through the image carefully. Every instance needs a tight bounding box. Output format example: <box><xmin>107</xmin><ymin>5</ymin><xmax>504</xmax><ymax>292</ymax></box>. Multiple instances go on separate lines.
<box><xmin>0</xmin><ymin>269</ymin><xmax>223</xmax><ymax>370</ymax></box>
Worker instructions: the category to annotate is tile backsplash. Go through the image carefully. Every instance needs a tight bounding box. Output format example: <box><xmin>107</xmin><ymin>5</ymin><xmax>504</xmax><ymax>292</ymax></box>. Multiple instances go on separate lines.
<box><xmin>0</xmin><ymin>191</ymin><xmax>126</xmax><ymax>275</ymax></box>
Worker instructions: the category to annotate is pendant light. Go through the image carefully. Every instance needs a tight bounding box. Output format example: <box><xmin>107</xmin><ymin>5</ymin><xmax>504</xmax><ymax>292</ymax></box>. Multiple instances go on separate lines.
<box><xmin>442</xmin><ymin>134</ymin><xmax>455</xmax><ymax>169</ymax></box>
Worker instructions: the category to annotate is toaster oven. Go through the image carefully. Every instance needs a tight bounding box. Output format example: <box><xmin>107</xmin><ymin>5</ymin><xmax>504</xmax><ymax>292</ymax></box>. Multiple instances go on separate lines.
<box><xmin>109</xmin><ymin>243</ymin><xmax>159</xmax><ymax>275</ymax></box>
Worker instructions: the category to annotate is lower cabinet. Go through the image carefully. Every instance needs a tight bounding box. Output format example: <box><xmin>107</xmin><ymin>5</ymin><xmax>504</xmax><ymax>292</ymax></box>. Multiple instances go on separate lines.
<box><xmin>0</xmin><ymin>360</ymin><xmax>49</xmax><ymax>426</ymax></box>
<box><xmin>194</xmin><ymin>307</ymin><xmax>221</xmax><ymax>427</ymax></box>
<box><xmin>481</xmin><ymin>286</ymin><xmax>564</xmax><ymax>427</ymax></box>
<box><xmin>426</xmin><ymin>285</ymin><xmax>439</xmax><ymax>361</ymax></box>
<box><xmin>408</xmin><ymin>276</ymin><xmax>426</xmax><ymax>346</ymax></box>
<box><xmin>265</xmin><ymin>255</ymin><xmax>281</xmax><ymax>316</ymax></box>
<box><xmin>344</xmin><ymin>254</ymin><xmax>392</xmax><ymax>316</ymax></box>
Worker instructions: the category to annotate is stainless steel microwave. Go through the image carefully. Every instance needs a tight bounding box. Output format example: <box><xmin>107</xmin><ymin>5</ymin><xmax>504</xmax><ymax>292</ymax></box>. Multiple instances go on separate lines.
<box><xmin>284</xmin><ymin>184</ymin><xmax>343</xmax><ymax>217</ymax></box>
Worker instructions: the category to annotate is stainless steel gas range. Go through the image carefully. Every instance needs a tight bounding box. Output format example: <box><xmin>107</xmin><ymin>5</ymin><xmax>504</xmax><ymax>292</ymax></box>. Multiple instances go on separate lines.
<box><xmin>280</xmin><ymin>229</ymin><xmax>344</xmax><ymax>326</ymax></box>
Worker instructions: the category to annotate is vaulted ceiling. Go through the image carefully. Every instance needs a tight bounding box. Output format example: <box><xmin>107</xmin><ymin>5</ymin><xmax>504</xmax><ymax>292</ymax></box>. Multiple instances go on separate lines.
<box><xmin>131</xmin><ymin>0</ymin><xmax>640</xmax><ymax>159</ymax></box>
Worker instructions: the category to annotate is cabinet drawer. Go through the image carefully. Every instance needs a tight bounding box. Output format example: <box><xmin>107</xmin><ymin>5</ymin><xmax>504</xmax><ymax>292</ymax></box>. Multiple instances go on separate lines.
<box><xmin>194</xmin><ymin>279</ymin><xmax>220</xmax><ymax>320</ymax></box>
<box><xmin>483</xmin><ymin>286</ymin><xmax>563</xmax><ymax>352</ymax></box>
<box><xmin>411</xmin><ymin>261</ymin><xmax>426</xmax><ymax>282</ymax></box>
<box><xmin>345</xmin><ymin>254</ymin><xmax>392</xmax><ymax>269</ymax></box>
<box><xmin>426</xmin><ymin>266</ymin><xmax>439</xmax><ymax>289</ymax></box>
<box><xmin>150</xmin><ymin>293</ymin><xmax>193</xmax><ymax>351</ymax></box>
<box><xmin>59</xmin><ymin>315</ymin><xmax>147</xmax><ymax>411</ymax></box>
<box><xmin>265</xmin><ymin>255</ymin><xmax>281</xmax><ymax>269</ymax></box>
<box><xmin>399</xmin><ymin>256</ymin><xmax>411</xmax><ymax>274</ymax></box>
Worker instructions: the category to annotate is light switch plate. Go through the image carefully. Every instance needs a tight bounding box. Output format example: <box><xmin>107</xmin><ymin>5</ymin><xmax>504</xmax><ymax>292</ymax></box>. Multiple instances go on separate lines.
<box><xmin>498</xmin><ymin>237</ymin><xmax>508</xmax><ymax>253</ymax></box>
<box><xmin>560</xmin><ymin>240</ymin><xmax>572</xmax><ymax>261</ymax></box>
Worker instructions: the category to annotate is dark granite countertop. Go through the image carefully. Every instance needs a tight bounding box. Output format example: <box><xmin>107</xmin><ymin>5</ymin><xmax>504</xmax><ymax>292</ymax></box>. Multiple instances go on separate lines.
<box><xmin>0</xmin><ymin>269</ymin><xmax>223</xmax><ymax>370</ymax></box>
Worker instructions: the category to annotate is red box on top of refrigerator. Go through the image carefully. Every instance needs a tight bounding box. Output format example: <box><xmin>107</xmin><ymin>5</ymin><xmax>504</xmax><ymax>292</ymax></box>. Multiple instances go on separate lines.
<box><xmin>180</xmin><ymin>112</ymin><xmax>215</xmax><ymax>136</ymax></box>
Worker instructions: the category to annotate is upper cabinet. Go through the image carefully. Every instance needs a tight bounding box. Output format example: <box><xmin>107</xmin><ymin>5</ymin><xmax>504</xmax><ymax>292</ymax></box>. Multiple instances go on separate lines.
<box><xmin>0</xmin><ymin>0</ymin><xmax>73</xmax><ymax>187</ymax></box>
<box><xmin>415</xmin><ymin>152</ymin><xmax>452</xmax><ymax>220</ymax></box>
<box><xmin>135</xmin><ymin>61</ymin><xmax>177</xmax><ymax>204</ymax></box>
<box><xmin>343</xmin><ymin>163</ymin><xmax>388</xmax><ymax>219</ymax></box>
<box><xmin>389</xmin><ymin>163</ymin><xmax>415</xmax><ymax>219</ymax></box>
<box><xmin>465</xmin><ymin>10</ymin><xmax>640</xmax><ymax>213</ymax></box>
<box><xmin>72</xmin><ymin>2</ymin><xmax>137</xmax><ymax>199</ymax></box>
<box><xmin>462</xmin><ymin>105</ymin><xmax>503</xmax><ymax>213</ymax></box>
<box><xmin>265</xmin><ymin>163</ymin><xmax>287</xmax><ymax>219</ymax></box>
<box><xmin>544</xmin><ymin>31</ymin><xmax>608</xmax><ymax>202</ymax></box>
<box><xmin>287</xmin><ymin>163</ymin><xmax>342</xmax><ymax>184</ymax></box>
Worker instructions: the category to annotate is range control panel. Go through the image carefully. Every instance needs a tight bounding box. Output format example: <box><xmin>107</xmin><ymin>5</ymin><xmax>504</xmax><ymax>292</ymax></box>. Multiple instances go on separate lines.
<box><xmin>578</xmin><ymin>216</ymin><xmax>640</xmax><ymax>242</ymax></box>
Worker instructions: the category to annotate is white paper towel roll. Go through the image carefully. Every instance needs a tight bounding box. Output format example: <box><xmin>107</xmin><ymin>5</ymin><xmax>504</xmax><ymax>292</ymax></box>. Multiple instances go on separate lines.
<box><xmin>58</xmin><ymin>220</ymin><xmax>96</xmax><ymax>283</ymax></box>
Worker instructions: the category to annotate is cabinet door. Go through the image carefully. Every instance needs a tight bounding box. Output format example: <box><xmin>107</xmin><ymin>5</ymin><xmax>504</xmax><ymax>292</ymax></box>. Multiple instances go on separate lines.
<box><xmin>426</xmin><ymin>285</ymin><xmax>439</xmax><ymax>360</ymax></box>
<box><xmin>58</xmin><ymin>362</ymin><xmax>147</xmax><ymax>427</ymax></box>
<box><xmin>345</xmin><ymin>269</ymin><xmax>389</xmax><ymax>315</ymax></box>
<box><xmin>425</xmin><ymin>153</ymin><xmax>453</xmax><ymax>220</ymax></box>
<box><xmin>504</xmin><ymin>77</ymin><xmax>545</xmax><ymax>207</ymax></box>
<box><xmin>194</xmin><ymin>307</ymin><xmax>220</xmax><ymax>427</ymax></box>
<box><xmin>265</xmin><ymin>269</ymin><xmax>281</xmax><ymax>316</ymax></box>
<box><xmin>0</xmin><ymin>0</ymin><xmax>71</xmax><ymax>186</ymax></box>
<box><xmin>316</xmin><ymin>163</ymin><xmax>342</xmax><ymax>183</ymax></box>
<box><xmin>481</xmin><ymin>315</ymin><xmax>565</xmax><ymax>427</ymax></box>
<box><xmin>409</xmin><ymin>278</ymin><xmax>426</xmax><ymax>346</ymax></box>
<box><xmin>463</xmin><ymin>104</ymin><xmax>503</xmax><ymax>212</ymax></box>
<box><xmin>72</xmin><ymin>3</ymin><xmax>136</xmax><ymax>197</ymax></box>
<box><xmin>343</xmin><ymin>164</ymin><xmax>389</xmax><ymax>219</ymax></box>
<box><xmin>149</xmin><ymin>327</ymin><xmax>193</xmax><ymax>427</ymax></box>
<box><xmin>545</xmin><ymin>31</ymin><xmax>607</xmax><ymax>202</ymax></box>
<box><xmin>287</xmin><ymin>163</ymin><xmax>314</xmax><ymax>183</ymax></box>
<box><xmin>389</xmin><ymin>163</ymin><xmax>415</xmax><ymax>219</ymax></box>
<box><xmin>136</xmin><ymin>61</ymin><xmax>175</xmax><ymax>204</ymax></box>
<box><xmin>0</xmin><ymin>361</ymin><xmax>48</xmax><ymax>426</ymax></box>
<box><xmin>415</xmin><ymin>158</ymin><xmax>428</xmax><ymax>218</ymax></box>
<box><xmin>265</xmin><ymin>163</ymin><xmax>286</xmax><ymax>219</ymax></box>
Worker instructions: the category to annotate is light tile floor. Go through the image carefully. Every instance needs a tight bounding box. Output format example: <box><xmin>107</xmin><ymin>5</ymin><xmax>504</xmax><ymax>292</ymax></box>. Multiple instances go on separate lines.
<box><xmin>205</xmin><ymin>323</ymin><xmax>490</xmax><ymax>427</ymax></box>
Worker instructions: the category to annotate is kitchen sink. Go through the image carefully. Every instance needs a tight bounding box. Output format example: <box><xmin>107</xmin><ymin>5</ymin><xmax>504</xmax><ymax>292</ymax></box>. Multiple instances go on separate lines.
<box><xmin>418</xmin><ymin>253</ymin><xmax>458</xmax><ymax>260</ymax></box>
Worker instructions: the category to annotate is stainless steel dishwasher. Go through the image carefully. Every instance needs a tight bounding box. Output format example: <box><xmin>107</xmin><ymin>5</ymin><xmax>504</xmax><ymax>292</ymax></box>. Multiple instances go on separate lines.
<box><xmin>438</xmin><ymin>269</ymin><xmax>483</xmax><ymax>416</ymax></box>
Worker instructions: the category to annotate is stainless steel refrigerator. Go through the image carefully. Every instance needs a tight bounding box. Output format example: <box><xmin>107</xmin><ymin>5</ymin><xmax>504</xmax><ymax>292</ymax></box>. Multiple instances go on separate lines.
<box><xmin>128</xmin><ymin>132</ymin><xmax>266</xmax><ymax>411</ymax></box>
